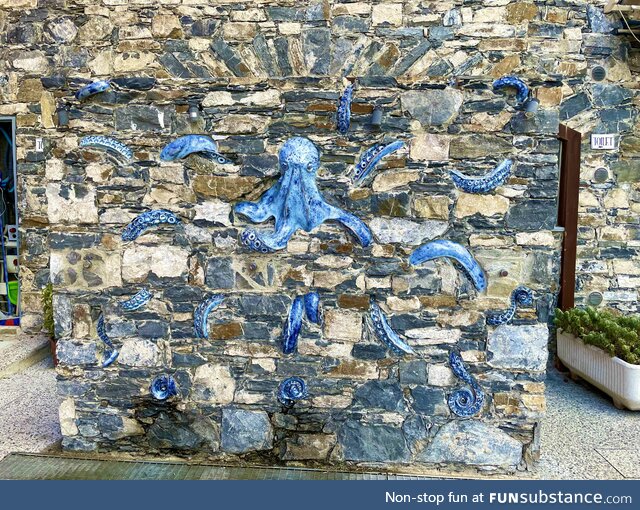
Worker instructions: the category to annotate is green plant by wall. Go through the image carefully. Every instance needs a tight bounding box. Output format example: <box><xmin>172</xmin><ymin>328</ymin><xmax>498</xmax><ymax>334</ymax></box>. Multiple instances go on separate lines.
<box><xmin>42</xmin><ymin>283</ymin><xmax>55</xmax><ymax>339</ymax></box>
<box><xmin>555</xmin><ymin>307</ymin><xmax>640</xmax><ymax>365</ymax></box>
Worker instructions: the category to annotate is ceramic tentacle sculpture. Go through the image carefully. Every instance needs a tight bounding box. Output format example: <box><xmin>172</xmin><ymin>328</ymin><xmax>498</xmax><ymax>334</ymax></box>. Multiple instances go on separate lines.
<box><xmin>368</xmin><ymin>298</ymin><xmax>415</xmax><ymax>356</ymax></box>
<box><xmin>278</xmin><ymin>377</ymin><xmax>308</xmax><ymax>407</ymax></box>
<box><xmin>160</xmin><ymin>135</ymin><xmax>232</xmax><ymax>164</ymax></box>
<box><xmin>282</xmin><ymin>292</ymin><xmax>322</xmax><ymax>354</ymax></box>
<box><xmin>79</xmin><ymin>136</ymin><xmax>133</xmax><ymax>162</ymax></box>
<box><xmin>235</xmin><ymin>137</ymin><xmax>372</xmax><ymax>253</ymax></box>
<box><xmin>410</xmin><ymin>240</ymin><xmax>487</xmax><ymax>293</ymax></box>
<box><xmin>193</xmin><ymin>294</ymin><xmax>225</xmax><ymax>339</ymax></box>
<box><xmin>450</xmin><ymin>159</ymin><xmax>513</xmax><ymax>194</ymax></box>
<box><xmin>121</xmin><ymin>210</ymin><xmax>181</xmax><ymax>242</ymax></box>
<box><xmin>448</xmin><ymin>350</ymin><xmax>485</xmax><ymax>417</ymax></box>
<box><xmin>119</xmin><ymin>289</ymin><xmax>152</xmax><ymax>312</ymax></box>
<box><xmin>75</xmin><ymin>80</ymin><xmax>110</xmax><ymax>101</ymax></box>
<box><xmin>353</xmin><ymin>140</ymin><xmax>405</xmax><ymax>185</ymax></box>
<box><xmin>492</xmin><ymin>75</ymin><xmax>530</xmax><ymax>105</ymax></box>
<box><xmin>150</xmin><ymin>374</ymin><xmax>178</xmax><ymax>400</ymax></box>
<box><xmin>336</xmin><ymin>82</ymin><xmax>354</xmax><ymax>134</ymax></box>
<box><xmin>97</xmin><ymin>314</ymin><xmax>119</xmax><ymax>368</ymax></box>
<box><xmin>486</xmin><ymin>286</ymin><xmax>534</xmax><ymax>326</ymax></box>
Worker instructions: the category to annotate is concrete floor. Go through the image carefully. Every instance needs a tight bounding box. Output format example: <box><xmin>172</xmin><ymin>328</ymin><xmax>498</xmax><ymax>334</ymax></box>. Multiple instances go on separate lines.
<box><xmin>0</xmin><ymin>339</ymin><xmax>638</xmax><ymax>479</ymax></box>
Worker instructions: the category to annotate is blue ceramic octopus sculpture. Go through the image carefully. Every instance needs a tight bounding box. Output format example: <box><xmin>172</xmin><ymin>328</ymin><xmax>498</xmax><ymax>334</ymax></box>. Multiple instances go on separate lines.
<box><xmin>75</xmin><ymin>80</ymin><xmax>110</xmax><ymax>101</ymax></box>
<box><xmin>486</xmin><ymin>286</ymin><xmax>534</xmax><ymax>326</ymax></box>
<box><xmin>282</xmin><ymin>292</ymin><xmax>322</xmax><ymax>354</ymax></box>
<box><xmin>235</xmin><ymin>137</ymin><xmax>372</xmax><ymax>252</ymax></box>
<box><xmin>448</xmin><ymin>350</ymin><xmax>485</xmax><ymax>417</ymax></box>
<box><xmin>150</xmin><ymin>374</ymin><xmax>178</xmax><ymax>400</ymax></box>
<box><xmin>160</xmin><ymin>135</ymin><xmax>232</xmax><ymax>164</ymax></box>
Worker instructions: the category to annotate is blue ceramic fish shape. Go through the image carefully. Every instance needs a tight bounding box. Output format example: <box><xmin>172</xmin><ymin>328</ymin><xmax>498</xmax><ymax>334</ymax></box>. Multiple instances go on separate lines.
<box><xmin>450</xmin><ymin>159</ymin><xmax>513</xmax><ymax>194</ymax></box>
<box><xmin>79</xmin><ymin>136</ymin><xmax>133</xmax><ymax>162</ymax></box>
<box><xmin>409</xmin><ymin>240</ymin><xmax>487</xmax><ymax>293</ymax></box>
<box><xmin>160</xmin><ymin>135</ymin><xmax>232</xmax><ymax>164</ymax></box>
<box><xmin>353</xmin><ymin>140</ymin><xmax>405</xmax><ymax>185</ymax></box>
<box><xmin>75</xmin><ymin>80</ymin><xmax>111</xmax><ymax>101</ymax></box>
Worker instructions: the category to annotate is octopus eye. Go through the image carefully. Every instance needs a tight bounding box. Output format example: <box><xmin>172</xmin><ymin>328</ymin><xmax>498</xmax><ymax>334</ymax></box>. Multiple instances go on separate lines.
<box><xmin>307</xmin><ymin>162</ymin><xmax>313</xmax><ymax>172</ymax></box>
<box><xmin>282</xmin><ymin>162</ymin><xmax>288</xmax><ymax>170</ymax></box>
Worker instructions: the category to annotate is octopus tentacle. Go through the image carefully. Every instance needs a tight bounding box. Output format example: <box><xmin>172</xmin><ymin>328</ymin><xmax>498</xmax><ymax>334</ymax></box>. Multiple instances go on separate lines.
<box><xmin>303</xmin><ymin>292</ymin><xmax>322</xmax><ymax>324</ymax></box>
<box><xmin>450</xmin><ymin>159</ymin><xmax>513</xmax><ymax>194</ymax></box>
<box><xmin>79</xmin><ymin>136</ymin><xmax>133</xmax><ymax>162</ymax></box>
<box><xmin>369</xmin><ymin>299</ymin><xmax>415</xmax><ymax>356</ymax></box>
<box><xmin>353</xmin><ymin>140</ymin><xmax>405</xmax><ymax>185</ymax></box>
<box><xmin>325</xmin><ymin>205</ymin><xmax>373</xmax><ymax>247</ymax></box>
<box><xmin>486</xmin><ymin>285</ymin><xmax>534</xmax><ymax>326</ymax></box>
<box><xmin>337</xmin><ymin>82</ymin><xmax>354</xmax><ymax>135</ymax></box>
<box><xmin>282</xmin><ymin>296</ymin><xmax>305</xmax><ymax>354</ymax></box>
<box><xmin>493</xmin><ymin>75</ymin><xmax>530</xmax><ymax>105</ymax></box>
<box><xmin>409</xmin><ymin>240</ymin><xmax>487</xmax><ymax>293</ymax></box>
<box><xmin>76</xmin><ymin>80</ymin><xmax>110</xmax><ymax>101</ymax></box>
<box><xmin>97</xmin><ymin>314</ymin><xmax>119</xmax><ymax>368</ymax></box>
<box><xmin>235</xmin><ymin>181</ymin><xmax>282</xmax><ymax>224</ymax></box>
<box><xmin>448</xmin><ymin>350</ymin><xmax>485</xmax><ymax>417</ymax></box>
<box><xmin>120</xmin><ymin>289</ymin><xmax>153</xmax><ymax>312</ymax></box>
<box><xmin>193</xmin><ymin>294</ymin><xmax>225</xmax><ymax>339</ymax></box>
<box><xmin>150</xmin><ymin>374</ymin><xmax>178</xmax><ymax>400</ymax></box>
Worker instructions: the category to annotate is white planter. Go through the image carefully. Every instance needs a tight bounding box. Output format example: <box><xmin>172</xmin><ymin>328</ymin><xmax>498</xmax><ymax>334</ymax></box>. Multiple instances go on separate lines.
<box><xmin>557</xmin><ymin>330</ymin><xmax>640</xmax><ymax>410</ymax></box>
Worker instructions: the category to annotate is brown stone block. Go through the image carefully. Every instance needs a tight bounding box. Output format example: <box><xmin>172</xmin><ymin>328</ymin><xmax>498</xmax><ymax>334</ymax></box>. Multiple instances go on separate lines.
<box><xmin>338</xmin><ymin>294</ymin><xmax>370</xmax><ymax>310</ymax></box>
<box><xmin>209</xmin><ymin>322</ymin><xmax>243</xmax><ymax>340</ymax></box>
<box><xmin>505</xmin><ymin>2</ymin><xmax>538</xmax><ymax>24</ymax></box>
<box><xmin>193</xmin><ymin>175</ymin><xmax>261</xmax><ymax>200</ymax></box>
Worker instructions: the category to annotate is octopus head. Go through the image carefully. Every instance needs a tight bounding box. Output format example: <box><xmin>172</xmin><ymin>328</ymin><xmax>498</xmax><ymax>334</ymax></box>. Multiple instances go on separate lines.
<box><xmin>279</xmin><ymin>137</ymin><xmax>320</xmax><ymax>175</ymax></box>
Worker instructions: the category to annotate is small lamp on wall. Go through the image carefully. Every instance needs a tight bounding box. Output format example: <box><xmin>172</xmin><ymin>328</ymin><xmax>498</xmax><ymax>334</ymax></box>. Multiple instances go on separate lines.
<box><xmin>56</xmin><ymin>103</ymin><xmax>70</xmax><ymax>129</ymax></box>
<box><xmin>188</xmin><ymin>103</ymin><xmax>200</xmax><ymax>122</ymax></box>
<box><xmin>524</xmin><ymin>97</ymin><xmax>540</xmax><ymax>118</ymax></box>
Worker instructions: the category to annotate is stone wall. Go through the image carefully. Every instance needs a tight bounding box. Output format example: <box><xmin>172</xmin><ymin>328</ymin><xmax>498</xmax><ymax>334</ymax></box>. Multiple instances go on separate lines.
<box><xmin>0</xmin><ymin>0</ymin><xmax>631</xmax><ymax>474</ymax></box>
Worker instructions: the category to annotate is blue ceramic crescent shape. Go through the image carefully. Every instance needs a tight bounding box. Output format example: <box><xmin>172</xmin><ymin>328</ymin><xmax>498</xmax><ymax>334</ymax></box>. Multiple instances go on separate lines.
<box><xmin>160</xmin><ymin>135</ymin><xmax>232</xmax><ymax>164</ymax></box>
<box><xmin>278</xmin><ymin>377</ymin><xmax>308</xmax><ymax>407</ymax></box>
<box><xmin>121</xmin><ymin>209</ymin><xmax>181</xmax><ymax>242</ymax></box>
<box><xmin>492</xmin><ymin>75</ymin><xmax>530</xmax><ymax>105</ymax></box>
<box><xmin>97</xmin><ymin>314</ymin><xmax>119</xmax><ymax>368</ymax></box>
<box><xmin>193</xmin><ymin>294</ymin><xmax>225</xmax><ymax>339</ymax></box>
<box><xmin>79</xmin><ymin>136</ymin><xmax>133</xmax><ymax>162</ymax></box>
<box><xmin>303</xmin><ymin>291</ymin><xmax>322</xmax><ymax>324</ymax></box>
<box><xmin>150</xmin><ymin>374</ymin><xmax>178</xmax><ymax>400</ymax></box>
<box><xmin>450</xmin><ymin>159</ymin><xmax>513</xmax><ymax>194</ymax></box>
<box><xmin>448</xmin><ymin>350</ymin><xmax>485</xmax><ymax>417</ymax></box>
<box><xmin>75</xmin><ymin>80</ymin><xmax>111</xmax><ymax>101</ymax></box>
<box><xmin>353</xmin><ymin>140</ymin><xmax>405</xmax><ymax>185</ymax></box>
<box><xmin>337</xmin><ymin>82</ymin><xmax>354</xmax><ymax>135</ymax></box>
<box><xmin>282</xmin><ymin>296</ymin><xmax>304</xmax><ymax>354</ymax></box>
<box><xmin>486</xmin><ymin>285</ymin><xmax>534</xmax><ymax>326</ymax></box>
<box><xmin>409</xmin><ymin>240</ymin><xmax>487</xmax><ymax>293</ymax></box>
<box><xmin>120</xmin><ymin>289</ymin><xmax>153</xmax><ymax>312</ymax></box>
<box><xmin>235</xmin><ymin>137</ymin><xmax>372</xmax><ymax>252</ymax></box>
<box><xmin>369</xmin><ymin>299</ymin><xmax>415</xmax><ymax>356</ymax></box>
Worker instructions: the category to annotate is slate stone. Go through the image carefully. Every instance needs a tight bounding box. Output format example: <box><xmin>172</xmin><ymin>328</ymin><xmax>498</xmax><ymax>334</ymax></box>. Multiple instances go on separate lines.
<box><xmin>428</xmin><ymin>26</ymin><xmax>454</xmax><ymax>44</ymax></box>
<box><xmin>53</xmin><ymin>294</ymin><xmax>72</xmax><ymax>338</ymax></box>
<box><xmin>401</xmin><ymin>89</ymin><xmax>463</xmax><ymax>126</ymax></box>
<box><xmin>205</xmin><ymin>257</ymin><xmax>235</xmax><ymax>289</ymax></box>
<box><xmin>587</xmin><ymin>5</ymin><xmax>617</xmax><ymax>34</ymax></box>
<box><xmin>352</xmin><ymin>343</ymin><xmax>388</xmax><ymax>360</ymax></box>
<box><xmin>506</xmin><ymin>200</ymin><xmax>557</xmax><ymax>231</ymax></box>
<box><xmin>158</xmin><ymin>53</ymin><xmax>193</xmax><ymax>78</ymax></box>
<box><xmin>221</xmin><ymin>408</ymin><xmax>273</xmax><ymax>453</ymax></box>
<box><xmin>137</xmin><ymin>321</ymin><xmax>168</xmax><ymax>338</ymax></box>
<box><xmin>411</xmin><ymin>387</ymin><xmax>446</xmax><ymax>414</ymax></box>
<box><xmin>148</xmin><ymin>412</ymin><xmax>203</xmax><ymax>450</ymax></box>
<box><xmin>592</xmin><ymin>84</ymin><xmax>633</xmax><ymax>107</ymax></box>
<box><xmin>302</xmin><ymin>28</ymin><xmax>330</xmax><ymax>75</ymax></box>
<box><xmin>399</xmin><ymin>360</ymin><xmax>427</xmax><ymax>385</ymax></box>
<box><xmin>560</xmin><ymin>93</ymin><xmax>591</xmax><ymax>120</ymax></box>
<box><xmin>488</xmin><ymin>324</ymin><xmax>549</xmax><ymax>371</ymax></box>
<box><xmin>392</xmin><ymin>41</ymin><xmax>431</xmax><ymax>76</ymax></box>
<box><xmin>111</xmin><ymin>77</ymin><xmax>156</xmax><ymax>91</ymax></box>
<box><xmin>56</xmin><ymin>340</ymin><xmax>98</xmax><ymax>366</ymax></box>
<box><xmin>510</xmin><ymin>110</ymin><xmax>560</xmax><ymax>134</ymax></box>
<box><xmin>611</xmin><ymin>159</ymin><xmax>640</xmax><ymax>182</ymax></box>
<box><xmin>114</xmin><ymin>105</ymin><xmax>173</xmax><ymax>132</ymax></box>
<box><xmin>354</xmin><ymin>381</ymin><xmax>405</xmax><ymax>412</ymax></box>
<box><xmin>419</xmin><ymin>421</ymin><xmax>523</xmax><ymax>468</ymax></box>
<box><xmin>210</xmin><ymin>38</ymin><xmax>248</xmax><ymax>77</ymax></box>
<box><xmin>333</xmin><ymin>15</ymin><xmax>369</xmax><ymax>34</ymax></box>
<box><xmin>190</xmin><ymin>19</ymin><xmax>218</xmax><ymax>37</ymax></box>
<box><xmin>274</xmin><ymin>37</ymin><xmax>293</xmax><ymax>76</ymax></box>
<box><xmin>252</xmin><ymin>33</ymin><xmax>278</xmax><ymax>77</ymax></box>
<box><xmin>402</xmin><ymin>414</ymin><xmax>430</xmax><ymax>448</ymax></box>
<box><xmin>236</xmin><ymin>294</ymin><xmax>290</xmax><ymax>316</ymax></box>
<box><xmin>338</xmin><ymin>421</ymin><xmax>410</xmax><ymax>462</ymax></box>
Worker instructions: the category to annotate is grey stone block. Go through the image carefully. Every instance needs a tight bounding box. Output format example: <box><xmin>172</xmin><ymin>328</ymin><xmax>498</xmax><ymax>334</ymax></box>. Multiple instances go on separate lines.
<box><xmin>221</xmin><ymin>408</ymin><xmax>273</xmax><ymax>453</ymax></box>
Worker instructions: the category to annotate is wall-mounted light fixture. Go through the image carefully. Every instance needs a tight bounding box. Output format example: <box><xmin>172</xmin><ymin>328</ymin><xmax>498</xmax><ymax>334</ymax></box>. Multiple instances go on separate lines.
<box><xmin>370</xmin><ymin>107</ymin><xmax>383</xmax><ymax>128</ymax></box>
<box><xmin>524</xmin><ymin>97</ymin><xmax>540</xmax><ymax>118</ymax></box>
<box><xmin>56</xmin><ymin>103</ymin><xmax>70</xmax><ymax>129</ymax></box>
<box><xmin>188</xmin><ymin>103</ymin><xmax>200</xmax><ymax>121</ymax></box>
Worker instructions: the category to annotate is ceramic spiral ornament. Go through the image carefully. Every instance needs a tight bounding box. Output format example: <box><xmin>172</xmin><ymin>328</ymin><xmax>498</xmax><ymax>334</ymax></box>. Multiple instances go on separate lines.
<box><xmin>449</xmin><ymin>159</ymin><xmax>513</xmax><ymax>194</ymax></box>
<box><xmin>336</xmin><ymin>82</ymin><xmax>354</xmax><ymax>134</ymax></box>
<box><xmin>193</xmin><ymin>294</ymin><xmax>225</xmax><ymax>339</ymax></box>
<box><xmin>121</xmin><ymin>210</ymin><xmax>181</xmax><ymax>242</ymax></box>
<box><xmin>352</xmin><ymin>140</ymin><xmax>405</xmax><ymax>185</ymax></box>
<box><xmin>448</xmin><ymin>350</ymin><xmax>485</xmax><ymax>417</ymax></box>
<box><xmin>278</xmin><ymin>377</ymin><xmax>308</xmax><ymax>407</ymax></box>
<box><xmin>150</xmin><ymin>374</ymin><xmax>178</xmax><ymax>400</ymax></box>
<box><xmin>119</xmin><ymin>289</ymin><xmax>153</xmax><ymax>312</ymax></box>
<box><xmin>486</xmin><ymin>286</ymin><xmax>534</xmax><ymax>326</ymax></box>
<box><xmin>97</xmin><ymin>314</ymin><xmax>119</xmax><ymax>368</ymax></box>
<box><xmin>79</xmin><ymin>136</ymin><xmax>133</xmax><ymax>162</ymax></box>
<box><xmin>368</xmin><ymin>299</ymin><xmax>415</xmax><ymax>356</ymax></box>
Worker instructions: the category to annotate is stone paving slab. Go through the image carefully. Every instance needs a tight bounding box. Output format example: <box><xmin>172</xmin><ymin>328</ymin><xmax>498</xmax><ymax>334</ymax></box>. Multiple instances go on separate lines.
<box><xmin>595</xmin><ymin>449</ymin><xmax>640</xmax><ymax>479</ymax></box>
<box><xmin>0</xmin><ymin>334</ymin><xmax>49</xmax><ymax>378</ymax></box>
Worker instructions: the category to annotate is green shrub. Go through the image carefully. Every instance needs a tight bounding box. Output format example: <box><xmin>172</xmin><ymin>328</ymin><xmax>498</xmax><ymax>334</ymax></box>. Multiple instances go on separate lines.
<box><xmin>42</xmin><ymin>283</ymin><xmax>55</xmax><ymax>339</ymax></box>
<box><xmin>555</xmin><ymin>307</ymin><xmax>640</xmax><ymax>365</ymax></box>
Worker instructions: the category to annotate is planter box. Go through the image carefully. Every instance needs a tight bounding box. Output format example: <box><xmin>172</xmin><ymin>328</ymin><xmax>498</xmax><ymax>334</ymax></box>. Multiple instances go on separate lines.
<box><xmin>557</xmin><ymin>330</ymin><xmax>640</xmax><ymax>410</ymax></box>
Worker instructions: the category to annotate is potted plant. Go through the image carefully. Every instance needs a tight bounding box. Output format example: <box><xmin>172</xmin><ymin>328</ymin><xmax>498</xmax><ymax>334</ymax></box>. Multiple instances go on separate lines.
<box><xmin>42</xmin><ymin>282</ymin><xmax>57</xmax><ymax>366</ymax></box>
<box><xmin>555</xmin><ymin>307</ymin><xmax>640</xmax><ymax>410</ymax></box>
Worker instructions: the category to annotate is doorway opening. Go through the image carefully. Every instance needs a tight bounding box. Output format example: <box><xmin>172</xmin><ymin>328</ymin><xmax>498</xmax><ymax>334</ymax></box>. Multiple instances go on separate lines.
<box><xmin>557</xmin><ymin>124</ymin><xmax>582</xmax><ymax>311</ymax></box>
<box><xmin>0</xmin><ymin>118</ymin><xmax>19</xmax><ymax>326</ymax></box>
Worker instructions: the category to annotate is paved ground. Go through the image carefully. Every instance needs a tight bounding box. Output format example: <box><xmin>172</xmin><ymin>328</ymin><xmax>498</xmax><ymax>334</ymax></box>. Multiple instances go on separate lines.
<box><xmin>539</xmin><ymin>367</ymin><xmax>640</xmax><ymax>479</ymax></box>
<box><xmin>0</xmin><ymin>336</ymin><xmax>639</xmax><ymax>479</ymax></box>
<box><xmin>0</xmin><ymin>357</ymin><xmax>61</xmax><ymax>461</ymax></box>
